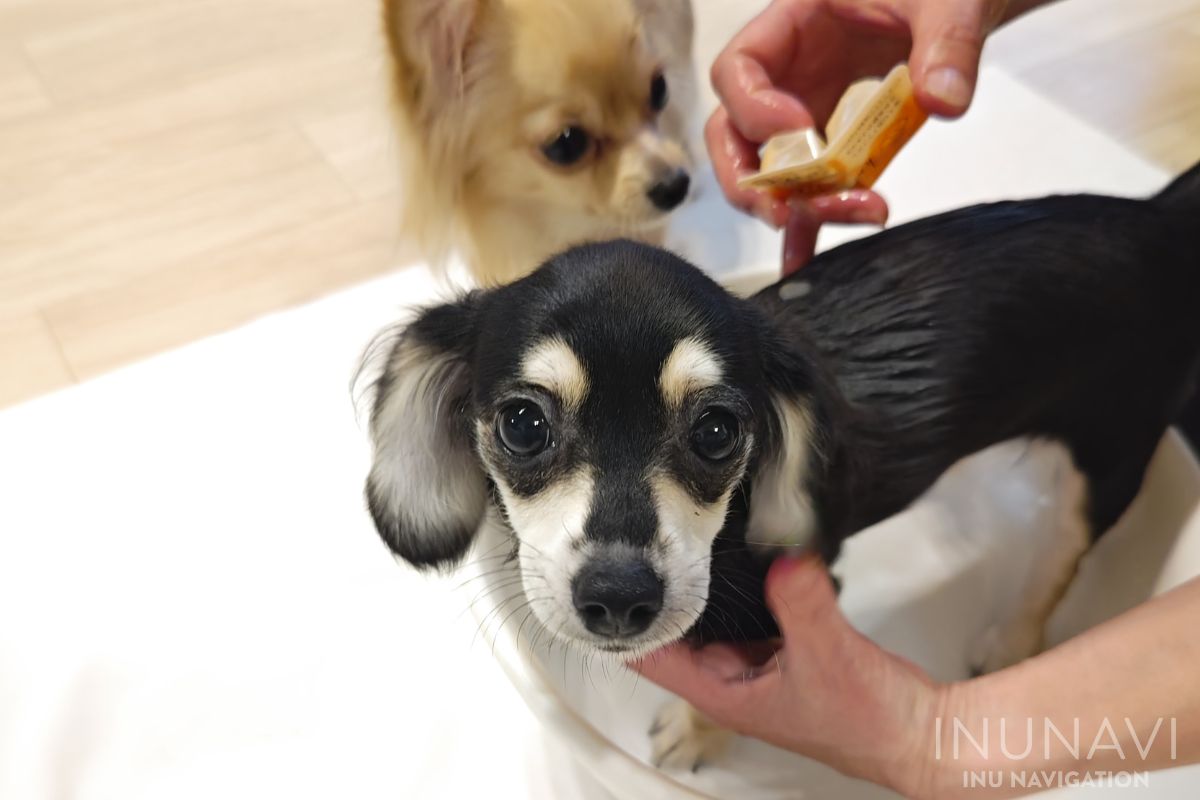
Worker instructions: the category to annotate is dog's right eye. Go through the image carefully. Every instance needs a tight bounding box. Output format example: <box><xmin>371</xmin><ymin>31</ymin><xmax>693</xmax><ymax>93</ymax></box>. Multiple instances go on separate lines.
<box><xmin>541</xmin><ymin>126</ymin><xmax>592</xmax><ymax>166</ymax></box>
<box><xmin>690</xmin><ymin>408</ymin><xmax>740</xmax><ymax>461</ymax></box>
<box><xmin>497</xmin><ymin>401</ymin><xmax>550</xmax><ymax>456</ymax></box>
<box><xmin>649</xmin><ymin>72</ymin><xmax>668</xmax><ymax>112</ymax></box>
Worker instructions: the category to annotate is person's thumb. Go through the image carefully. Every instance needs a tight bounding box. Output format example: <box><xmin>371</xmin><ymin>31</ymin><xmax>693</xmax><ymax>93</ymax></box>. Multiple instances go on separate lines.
<box><xmin>763</xmin><ymin>555</ymin><xmax>847</xmax><ymax>651</ymax></box>
<box><xmin>907</xmin><ymin>0</ymin><xmax>992</xmax><ymax>117</ymax></box>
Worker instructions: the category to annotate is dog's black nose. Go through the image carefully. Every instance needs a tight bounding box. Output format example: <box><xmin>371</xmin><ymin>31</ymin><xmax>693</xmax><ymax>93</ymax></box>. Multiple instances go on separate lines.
<box><xmin>572</xmin><ymin>557</ymin><xmax>664</xmax><ymax>638</ymax></box>
<box><xmin>647</xmin><ymin>169</ymin><xmax>690</xmax><ymax>211</ymax></box>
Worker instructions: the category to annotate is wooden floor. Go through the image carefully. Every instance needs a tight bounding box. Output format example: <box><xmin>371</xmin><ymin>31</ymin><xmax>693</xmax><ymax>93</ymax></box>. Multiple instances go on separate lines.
<box><xmin>1</xmin><ymin>0</ymin><xmax>1198</xmax><ymax>409</ymax></box>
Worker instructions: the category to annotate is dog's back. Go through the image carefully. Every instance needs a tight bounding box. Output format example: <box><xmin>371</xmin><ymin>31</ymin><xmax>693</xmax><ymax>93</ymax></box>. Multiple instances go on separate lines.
<box><xmin>756</xmin><ymin>161</ymin><xmax>1200</xmax><ymax>542</ymax></box>
<box><xmin>686</xmin><ymin>166</ymin><xmax>1200</xmax><ymax>655</ymax></box>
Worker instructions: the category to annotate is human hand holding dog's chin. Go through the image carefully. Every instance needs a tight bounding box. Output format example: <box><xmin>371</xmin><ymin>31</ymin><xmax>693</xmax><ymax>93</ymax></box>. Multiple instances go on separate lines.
<box><xmin>708</xmin><ymin>0</ymin><xmax>1048</xmax><ymax>274</ymax></box>
<box><xmin>632</xmin><ymin>555</ymin><xmax>946</xmax><ymax>798</ymax></box>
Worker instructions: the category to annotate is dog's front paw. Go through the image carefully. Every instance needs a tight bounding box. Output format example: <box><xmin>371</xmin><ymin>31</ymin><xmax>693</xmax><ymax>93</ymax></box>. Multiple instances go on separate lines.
<box><xmin>968</xmin><ymin>620</ymin><xmax>1043</xmax><ymax>676</ymax></box>
<box><xmin>649</xmin><ymin>699</ymin><xmax>733</xmax><ymax>772</ymax></box>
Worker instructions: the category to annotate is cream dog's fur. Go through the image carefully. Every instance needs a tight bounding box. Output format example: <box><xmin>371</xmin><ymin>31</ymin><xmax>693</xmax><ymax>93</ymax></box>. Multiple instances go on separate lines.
<box><xmin>383</xmin><ymin>0</ymin><xmax>696</xmax><ymax>285</ymax></box>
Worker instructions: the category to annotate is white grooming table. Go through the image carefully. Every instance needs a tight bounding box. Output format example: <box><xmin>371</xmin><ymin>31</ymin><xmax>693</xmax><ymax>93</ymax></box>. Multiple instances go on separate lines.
<box><xmin>2</xmin><ymin>4</ymin><xmax>1198</xmax><ymax>796</ymax></box>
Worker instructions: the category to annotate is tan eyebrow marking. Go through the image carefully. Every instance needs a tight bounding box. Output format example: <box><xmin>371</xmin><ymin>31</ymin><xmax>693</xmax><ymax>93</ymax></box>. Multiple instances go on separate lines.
<box><xmin>659</xmin><ymin>337</ymin><xmax>723</xmax><ymax>409</ymax></box>
<box><xmin>520</xmin><ymin>336</ymin><xmax>589</xmax><ymax>411</ymax></box>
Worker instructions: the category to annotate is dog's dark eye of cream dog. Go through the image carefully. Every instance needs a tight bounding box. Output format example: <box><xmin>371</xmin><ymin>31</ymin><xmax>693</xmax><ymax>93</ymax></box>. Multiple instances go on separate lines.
<box><xmin>690</xmin><ymin>408</ymin><xmax>739</xmax><ymax>461</ymax></box>
<box><xmin>649</xmin><ymin>72</ymin><xmax>668</xmax><ymax>112</ymax></box>
<box><xmin>541</xmin><ymin>126</ymin><xmax>592</xmax><ymax>166</ymax></box>
<box><xmin>497</xmin><ymin>400</ymin><xmax>550</xmax><ymax>456</ymax></box>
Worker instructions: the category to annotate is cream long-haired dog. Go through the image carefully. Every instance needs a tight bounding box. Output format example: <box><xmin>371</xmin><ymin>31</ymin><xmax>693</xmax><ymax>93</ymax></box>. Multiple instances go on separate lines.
<box><xmin>383</xmin><ymin>0</ymin><xmax>696</xmax><ymax>285</ymax></box>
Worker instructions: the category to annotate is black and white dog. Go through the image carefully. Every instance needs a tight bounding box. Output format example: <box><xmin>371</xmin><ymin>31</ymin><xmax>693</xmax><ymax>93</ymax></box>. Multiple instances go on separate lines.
<box><xmin>362</xmin><ymin>162</ymin><xmax>1199</xmax><ymax>759</ymax></box>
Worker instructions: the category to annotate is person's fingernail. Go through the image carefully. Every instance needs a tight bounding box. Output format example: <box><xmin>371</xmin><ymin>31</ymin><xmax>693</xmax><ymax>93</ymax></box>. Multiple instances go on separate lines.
<box><xmin>851</xmin><ymin>207</ymin><xmax>887</xmax><ymax>225</ymax></box>
<box><xmin>807</xmin><ymin>193</ymin><xmax>885</xmax><ymax>225</ymax></box>
<box><xmin>809</xmin><ymin>190</ymin><xmax>868</xmax><ymax>210</ymax></box>
<box><xmin>924</xmin><ymin>66</ymin><xmax>971</xmax><ymax>110</ymax></box>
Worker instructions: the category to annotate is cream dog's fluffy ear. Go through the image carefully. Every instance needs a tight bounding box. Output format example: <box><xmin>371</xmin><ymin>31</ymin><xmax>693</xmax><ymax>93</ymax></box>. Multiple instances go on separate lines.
<box><xmin>382</xmin><ymin>0</ymin><xmax>491</xmax><ymax>270</ymax></box>
<box><xmin>383</xmin><ymin>0</ymin><xmax>482</xmax><ymax>102</ymax></box>
<box><xmin>363</xmin><ymin>294</ymin><xmax>487</xmax><ymax>570</ymax></box>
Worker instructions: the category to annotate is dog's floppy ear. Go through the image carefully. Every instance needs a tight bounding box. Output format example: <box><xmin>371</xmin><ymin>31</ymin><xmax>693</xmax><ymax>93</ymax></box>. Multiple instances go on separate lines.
<box><xmin>364</xmin><ymin>294</ymin><xmax>487</xmax><ymax>570</ymax></box>
<box><xmin>746</xmin><ymin>326</ymin><xmax>823</xmax><ymax>553</ymax></box>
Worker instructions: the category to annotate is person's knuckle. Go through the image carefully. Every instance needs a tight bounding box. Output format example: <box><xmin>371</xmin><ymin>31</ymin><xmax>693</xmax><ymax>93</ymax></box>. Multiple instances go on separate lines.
<box><xmin>935</xmin><ymin>18</ymin><xmax>984</xmax><ymax>51</ymax></box>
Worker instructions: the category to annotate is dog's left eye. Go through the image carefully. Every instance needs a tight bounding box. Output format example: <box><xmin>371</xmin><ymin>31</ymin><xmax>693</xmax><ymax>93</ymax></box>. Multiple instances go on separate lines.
<box><xmin>541</xmin><ymin>126</ymin><xmax>592</xmax><ymax>166</ymax></box>
<box><xmin>497</xmin><ymin>401</ymin><xmax>550</xmax><ymax>456</ymax></box>
<box><xmin>649</xmin><ymin>72</ymin><xmax>668</xmax><ymax>112</ymax></box>
<box><xmin>690</xmin><ymin>409</ymin><xmax>739</xmax><ymax>461</ymax></box>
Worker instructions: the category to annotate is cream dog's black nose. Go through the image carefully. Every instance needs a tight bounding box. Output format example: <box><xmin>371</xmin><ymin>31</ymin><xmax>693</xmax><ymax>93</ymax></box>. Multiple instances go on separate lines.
<box><xmin>572</xmin><ymin>556</ymin><xmax>663</xmax><ymax>637</ymax></box>
<box><xmin>647</xmin><ymin>169</ymin><xmax>690</xmax><ymax>211</ymax></box>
